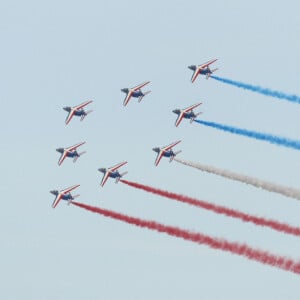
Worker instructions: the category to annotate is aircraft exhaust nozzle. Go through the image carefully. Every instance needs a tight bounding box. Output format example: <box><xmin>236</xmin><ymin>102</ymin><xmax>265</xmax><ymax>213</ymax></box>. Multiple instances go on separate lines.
<box><xmin>98</xmin><ymin>168</ymin><xmax>106</xmax><ymax>173</ymax></box>
<box><xmin>188</xmin><ymin>65</ymin><xmax>196</xmax><ymax>71</ymax></box>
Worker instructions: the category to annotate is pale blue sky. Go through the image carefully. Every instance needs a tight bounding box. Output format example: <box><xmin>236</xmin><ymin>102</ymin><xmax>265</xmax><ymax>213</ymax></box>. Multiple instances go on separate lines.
<box><xmin>1</xmin><ymin>0</ymin><xmax>300</xmax><ymax>299</ymax></box>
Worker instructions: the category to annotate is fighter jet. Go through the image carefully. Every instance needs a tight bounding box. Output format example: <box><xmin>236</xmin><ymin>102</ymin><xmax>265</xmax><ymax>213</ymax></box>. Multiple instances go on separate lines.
<box><xmin>98</xmin><ymin>161</ymin><xmax>128</xmax><ymax>186</ymax></box>
<box><xmin>63</xmin><ymin>100</ymin><xmax>93</xmax><ymax>125</ymax></box>
<box><xmin>152</xmin><ymin>141</ymin><xmax>181</xmax><ymax>166</ymax></box>
<box><xmin>121</xmin><ymin>81</ymin><xmax>151</xmax><ymax>106</ymax></box>
<box><xmin>173</xmin><ymin>103</ymin><xmax>202</xmax><ymax>127</ymax></box>
<box><xmin>56</xmin><ymin>142</ymin><xmax>86</xmax><ymax>166</ymax></box>
<box><xmin>188</xmin><ymin>59</ymin><xmax>218</xmax><ymax>82</ymax></box>
<box><xmin>50</xmin><ymin>184</ymin><xmax>80</xmax><ymax>208</ymax></box>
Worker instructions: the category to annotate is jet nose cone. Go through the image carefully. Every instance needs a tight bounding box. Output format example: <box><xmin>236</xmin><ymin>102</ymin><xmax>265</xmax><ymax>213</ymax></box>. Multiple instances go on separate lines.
<box><xmin>98</xmin><ymin>168</ymin><xmax>106</xmax><ymax>173</ymax></box>
<box><xmin>63</xmin><ymin>106</ymin><xmax>71</xmax><ymax>112</ymax></box>
<box><xmin>152</xmin><ymin>147</ymin><xmax>159</xmax><ymax>152</ymax></box>
<box><xmin>172</xmin><ymin>109</ymin><xmax>178</xmax><ymax>114</ymax></box>
<box><xmin>188</xmin><ymin>65</ymin><xmax>195</xmax><ymax>70</ymax></box>
<box><xmin>50</xmin><ymin>190</ymin><xmax>56</xmax><ymax>195</ymax></box>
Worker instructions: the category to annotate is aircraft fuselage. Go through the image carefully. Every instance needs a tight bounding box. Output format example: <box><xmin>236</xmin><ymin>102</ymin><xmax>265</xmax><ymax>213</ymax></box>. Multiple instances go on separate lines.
<box><xmin>153</xmin><ymin>148</ymin><xmax>175</xmax><ymax>158</ymax></box>
<box><xmin>63</xmin><ymin>107</ymin><xmax>86</xmax><ymax>116</ymax></box>
<box><xmin>121</xmin><ymin>88</ymin><xmax>144</xmax><ymax>98</ymax></box>
<box><xmin>50</xmin><ymin>190</ymin><xmax>73</xmax><ymax>201</ymax></box>
<box><xmin>173</xmin><ymin>110</ymin><xmax>196</xmax><ymax>119</ymax></box>
<box><xmin>131</xmin><ymin>90</ymin><xmax>144</xmax><ymax>97</ymax></box>
<box><xmin>98</xmin><ymin>168</ymin><xmax>121</xmax><ymax>179</ymax></box>
<box><xmin>109</xmin><ymin>171</ymin><xmax>121</xmax><ymax>179</ymax></box>
<box><xmin>199</xmin><ymin>68</ymin><xmax>211</xmax><ymax>75</ymax></box>
<box><xmin>188</xmin><ymin>65</ymin><xmax>212</xmax><ymax>76</ymax></box>
<box><xmin>56</xmin><ymin>148</ymin><xmax>79</xmax><ymax>158</ymax></box>
<box><xmin>74</xmin><ymin>109</ymin><xmax>85</xmax><ymax>116</ymax></box>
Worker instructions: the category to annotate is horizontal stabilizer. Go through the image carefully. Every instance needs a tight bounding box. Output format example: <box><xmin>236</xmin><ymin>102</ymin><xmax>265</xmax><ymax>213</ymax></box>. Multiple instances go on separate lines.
<box><xmin>169</xmin><ymin>151</ymin><xmax>181</xmax><ymax>162</ymax></box>
<box><xmin>206</xmin><ymin>68</ymin><xmax>218</xmax><ymax>79</ymax></box>
<box><xmin>73</xmin><ymin>151</ymin><xmax>86</xmax><ymax>162</ymax></box>
<box><xmin>138</xmin><ymin>91</ymin><xmax>151</xmax><ymax>102</ymax></box>
<box><xmin>80</xmin><ymin>110</ymin><xmax>93</xmax><ymax>121</ymax></box>
<box><xmin>115</xmin><ymin>171</ymin><xmax>128</xmax><ymax>183</ymax></box>
<box><xmin>190</xmin><ymin>113</ymin><xmax>202</xmax><ymax>123</ymax></box>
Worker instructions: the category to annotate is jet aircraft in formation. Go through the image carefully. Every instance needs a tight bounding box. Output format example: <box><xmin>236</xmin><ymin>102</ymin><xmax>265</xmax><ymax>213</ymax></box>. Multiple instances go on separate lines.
<box><xmin>52</xmin><ymin>60</ymin><xmax>217</xmax><ymax>207</ymax></box>
<box><xmin>63</xmin><ymin>100</ymin><xmax>93</xmax><ymax>125</ymax></box>
<box><xmin>98</xmin><ymin>161</ymin><xmax>128</xmax><ymax>187</ymax></box>
<box><xmin>121</xmin><ymin>81</ymin><xmax>151</xmax><ymax>106</ymax></box>
<box><xmin>188</xmin><ymin>59</ymin><xmax>218</xmax><ymax>82</ymax></box>
<box><xmin>50</xmin><ymin>184</ymin><xmax>80</xmax><ymax>208</ymax></box>
<box><xmin>152</xmin><ymin>140</ymin><xmax>182</xmax><ymax>166</ymax></box>
<box><xmin>173</xmin><ymin>103</ymin><xmax>202</xmax><ymax>127</ymax></box>
<box><xmin>56</xmin><ymin>142</ymin><xmax>86</xmax><ymax>166</ymax></box>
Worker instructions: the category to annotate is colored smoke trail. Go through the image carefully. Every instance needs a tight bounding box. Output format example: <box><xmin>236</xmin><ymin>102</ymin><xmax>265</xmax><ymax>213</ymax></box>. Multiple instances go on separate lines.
<box><xmin>211</xmin><ymin>75</ymin><xmax>300</xmax><ymax>104</ymax></box>
<box><xmin>175</xmin><ymin>157</ymin><xmax>300</xmax><ymax>201</ymax></box>
<box><xmin>71</xmin><ymin>201</ymin><xmax>300</xmax><ymax>275</ymax></box>
<box><xmin>120</xmin><ymin>180</ymin><xmax>300</xmax><ymax>237</ymax></box>
<box><xmin>195</xmin><ymin>119</ymin><xmax>300</xmax><ymax>151</ymax></box>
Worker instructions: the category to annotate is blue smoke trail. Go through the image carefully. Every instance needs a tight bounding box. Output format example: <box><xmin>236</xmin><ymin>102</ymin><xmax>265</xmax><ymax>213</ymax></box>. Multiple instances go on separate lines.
<box><xmin>195</xmin><ymin>119</ymin><xmax>300</xmax><ymax>151</ymax></box>
<box><xmin>211</xmin><ymin>75</ymin><xmax>300</xmax><ymax>104</ymax></box>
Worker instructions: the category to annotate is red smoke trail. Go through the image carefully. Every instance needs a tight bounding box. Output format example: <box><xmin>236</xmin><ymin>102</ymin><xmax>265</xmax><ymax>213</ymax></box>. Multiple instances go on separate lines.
<box><xmin>120</xmin><ymin>179</ymin><xmax>300</xmax><ymax>237</ymax></box>
<box><xmin>71</xmin><ymin>201</ymin><xmax>300</xmax><ymax>275</ymax></box>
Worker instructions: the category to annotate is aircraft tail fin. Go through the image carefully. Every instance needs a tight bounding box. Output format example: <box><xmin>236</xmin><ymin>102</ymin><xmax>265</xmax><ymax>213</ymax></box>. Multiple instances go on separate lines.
<box><xmin>115</xmin><ymin>171</ymin><xmax>128</xmax><ymax>183</ymax></box>
<box><xmin>68</xmin><ymin>194</ymin><xmax>80</xmax><ymax>205</ymax></box>
<box><xmin>138</xmin><ymin>91</ymin><xmax>151</xmax><ymax>102</ymax></box>
<box><xmin>174</xmin><ymin>150</ymin><xmax>182</xmax><ymax>156</ymax></box>
<box><xmin>80</xmin><ymin>110</ymin><xmax>93</xmax><ymax>121</ymax></box>
<box><xmin>206</xmin><ymin>68</ymin><xmax>218</xmax><ymax>79</ymax></box>
<box><xmin>190</xmin><ymin>112</ymin><xmax>202</xmax><ymax>123</ymax></box>
<box><xmin>120</xmin><ymin>171</ymin><xmax>128</xmax><ymax>177</ymax></box>
<box><xmin>170</xmin><ymin>151</ymin><xmax>181</xmax><ymax>162</ymax></box>
<box><xmin>73</xmin><ymin>151</ymin><xmax>86</xmax><ymax>162</ymax></box>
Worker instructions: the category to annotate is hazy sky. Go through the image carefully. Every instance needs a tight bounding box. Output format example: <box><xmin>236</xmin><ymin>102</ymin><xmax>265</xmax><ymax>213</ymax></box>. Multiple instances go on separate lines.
<box><xmin>1</xmin><ymin>1</ymin><xmax>300</xmax><ymax>299</ymax></box>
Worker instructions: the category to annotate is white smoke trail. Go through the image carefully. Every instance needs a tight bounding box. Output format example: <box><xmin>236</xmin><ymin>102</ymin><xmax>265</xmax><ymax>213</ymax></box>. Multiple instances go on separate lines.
<box><xmin>175</xmin><ymin>158</ymin><xmax>300</xmax><ymax>201</ymax></box>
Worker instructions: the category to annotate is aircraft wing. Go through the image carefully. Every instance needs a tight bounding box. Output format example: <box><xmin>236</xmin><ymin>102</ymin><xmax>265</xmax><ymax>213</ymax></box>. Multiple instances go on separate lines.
<box><xmin>191</xmin><ymin>68</ymin><xmax>201</xmax><ymax>83</ymax></box>
<box><xmin>132</xmin><ymin>81</ymin><xmax>150</xmax><ymax>91</ymax></box>
<box><xmin>183</xmin><ymin>103</ymin><xmax>202</xmax><ymax>112</ymax></box>
<box><xmin>58</xmin><ymin>151</ymin><xmax>68</xmax><ymax>166</ymax></box>
<box><xmin>199</xmin><ymin>59</ymin><xmax>218</xmax><ymax>69</ymax></box>
<box><xmin>123</xmin><ymin>90</ymin><xmax>133</xmax><ymax>106</ymax></box>
<box><xmin>66</xmin><ymin>142</ymin><xmax>86</xmax><ymax>152</ymax></box>
<box><xmin>74</xmin><ymin>100</ymin><xmax>93</xmax><ymax>110</ymax></box>
<box><xmin>52</xmin><ymin>194</ymin><xmax>62</xmax><ymax>208</ymax></box>
<box><xmin>161</xmin><ymin>140</ymin><xmax>181</xmax><ymax>152</ymax></box>
<box><xmin>100</xmin><ymin>172</ymin><xmax>111</xmax><ymax>187</ymax></box>
<box><xmin>175</xmin><ymin>112</ymin><xmax>185</xmax><ymax>127</ymax></box>
<box><xmin>61</xmin><ymin>184</ymin><xmax>80</xmax><ymax>194</ymax></box>
<box><xmin>65</xmin><ymin>110</ymin><xmax>75</xmax><ymax>125</ymax></box>
<box><xmin>155</xmin><ymin>151</ymin><xmax>165</xmax><ymax>166</ymax></box>
<box><xmin>109</xmin><ymin>161</ymin><xmax>128</xmax><ymax>172</ymax></box>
